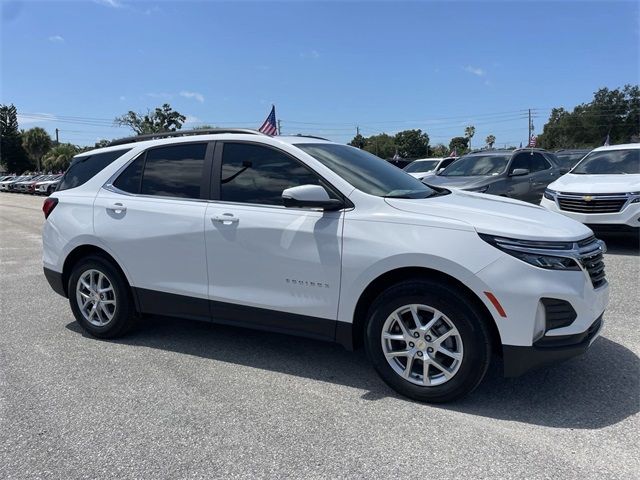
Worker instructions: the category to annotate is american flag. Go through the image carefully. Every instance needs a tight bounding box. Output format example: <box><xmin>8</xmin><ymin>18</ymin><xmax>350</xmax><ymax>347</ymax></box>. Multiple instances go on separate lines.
<box><xmin>258</xmin><ymin>105</ymin><xmax>278</xmax><ymax>136</ymax></box>
<box><xmin>528</xmin><ymin>135</ymin><xmax>537</xmax><ymax>147</ymax></box>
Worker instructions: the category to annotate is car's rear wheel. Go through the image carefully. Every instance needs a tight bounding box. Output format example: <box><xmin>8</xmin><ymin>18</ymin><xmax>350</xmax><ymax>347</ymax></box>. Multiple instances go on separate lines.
<box><xmin>365</xmin><ymin>279</ymin><xmax>492</xmax><ymax>403</ymax></box>
<box><xmin>68</xmin><ymin>256</ymin><xmax>135</xmax><ymax>338</ymax></box>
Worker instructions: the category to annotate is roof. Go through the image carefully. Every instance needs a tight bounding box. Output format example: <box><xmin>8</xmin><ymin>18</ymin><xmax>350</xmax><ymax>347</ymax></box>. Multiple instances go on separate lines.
<box><xmin>77</xmin><ymin>130</ymin><xmax>334</xmax><ymax>158</ymax></box>
<box><xmin>591</xmin><ymin>143</ymin><xmax>640</xmax><ymax>152</ymax></box>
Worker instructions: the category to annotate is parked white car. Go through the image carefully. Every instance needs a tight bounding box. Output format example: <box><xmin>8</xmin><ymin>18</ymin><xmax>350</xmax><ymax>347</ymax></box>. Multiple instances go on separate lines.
<box><xmin>403</xmin><ymin>157</ymin><xmax>458</xmax><ymax>180</ymax></box>
<box><xmin>541</xmin><ymin>144</ymin><xmax>640</xmax><ymax>233</ymax></box>
<box><xmin>34</xmin><ymin>175</ymin><xmax>63</xmax><ymax>195</ymax></box>
<box><xmin>42</xmin><ymin>129</ymin><xmax>608</xmax><ymax>402</ymax></box>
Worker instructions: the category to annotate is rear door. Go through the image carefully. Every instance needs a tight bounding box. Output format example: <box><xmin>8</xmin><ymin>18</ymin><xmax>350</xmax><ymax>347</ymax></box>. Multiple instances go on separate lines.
<box><xmin>94</xmin><ymin>142</ymin><xmax>214</xmax><ymax>319</ymax></box>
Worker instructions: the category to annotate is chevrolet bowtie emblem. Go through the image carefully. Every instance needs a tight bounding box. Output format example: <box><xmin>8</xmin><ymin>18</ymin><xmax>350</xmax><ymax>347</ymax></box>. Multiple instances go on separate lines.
<box><xmin>583</xmin><ymin>195</ymin><xmax>593</xmax><ymax>201</ymax></box>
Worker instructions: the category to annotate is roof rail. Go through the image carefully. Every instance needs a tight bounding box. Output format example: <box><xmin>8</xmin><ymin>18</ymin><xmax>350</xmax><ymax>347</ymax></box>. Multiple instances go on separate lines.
<box><xmin>108</xmin><ymin>128</ymin><xmax>265</xmax><ymax>147</ymax></box>
<box><xmin>287</xmin><ymin>133</ymin><xmax>330</xmax><ymax>141</ymax></box>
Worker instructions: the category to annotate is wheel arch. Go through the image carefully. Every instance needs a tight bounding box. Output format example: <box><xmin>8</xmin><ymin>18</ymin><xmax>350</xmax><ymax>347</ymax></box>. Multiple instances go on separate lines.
<box><xmin>61</xmin><ymin>245</ymin><xmax>138</xmax><ymax>310</ymax></box>
<box><xmin>342</xmin><ymin>266</ymin><xmax>502</xmax><ymax>354</ymax></box>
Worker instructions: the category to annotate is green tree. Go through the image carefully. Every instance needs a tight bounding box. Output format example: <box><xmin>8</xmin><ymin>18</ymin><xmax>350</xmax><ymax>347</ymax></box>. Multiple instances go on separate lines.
<box><xmin>539</xmin><ymin>85</ymin><xmax>640</xmax><ymax>149</ymax></box>
<box><xmin>22</xmin><ymin>127</ymin><xmax>53</xmax><ymax>171</ymax></box>
<box><xmin>485</xmin><ymin>134</ymin><xmax>496</xmax><ymax>148</ymax></box>
<box><xmin>464</xmin><ymin>125</ymin><xmax>476</xmax><ymax>150</ymax></box>
<box><xmin>449</xmin><ymin>136</ymin><xmax>469</xmax><ymax>155</ymax></box>
<box><xmin>0</xmin><ymin>104</ymin><xmax>30</xmax><ymax>173</ymax></box>
<box><xmin>43</xmin><ymin>143</ymin><xmax>78</xmax><ymax>171</ymax></box>
<box><xmin>94</xmin><ymin>139</ymin><xmax>111</xmax><ymax>148</ymax></box>
<box><xmin>114</xmin><ymin>103</ymin><xmax>186</xmax><ymax>135</ymax></box>
<box><xmin>363</xmin><ymin>133</ymin><xmax>396</xmax><ymax>159</ymax></box>
<box><xmin>430</xmin><ymin>143</ymin><xmax>449</xmax><ymax>157</ymax></box>
<box><xmin>348</xmin><ymin>133</ymin><xmax>367</xmax><ymax>149</ymax></box>
<box><xmin>394</xmin><ymin>129</ymin><xmax>430</xmax><ymax>158</ymax></box>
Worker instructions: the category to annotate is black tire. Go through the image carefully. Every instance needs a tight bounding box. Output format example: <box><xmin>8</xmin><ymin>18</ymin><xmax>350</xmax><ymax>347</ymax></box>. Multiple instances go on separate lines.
<box><xmin>365</xmin><ymin>279</ymin><xmax>492</xmax><ymax>403</ymax></box>
<box><xmin>68</xmin><ymin>255</ymin><xmax>135</xmax><ymax>338</ymax></box>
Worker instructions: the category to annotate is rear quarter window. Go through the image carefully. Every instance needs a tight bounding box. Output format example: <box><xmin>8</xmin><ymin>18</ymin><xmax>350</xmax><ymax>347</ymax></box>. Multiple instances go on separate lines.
<box><xmin>57</xmin><ymin>148</ymin><xmax>132</xmax><ymax>191</ymax></box>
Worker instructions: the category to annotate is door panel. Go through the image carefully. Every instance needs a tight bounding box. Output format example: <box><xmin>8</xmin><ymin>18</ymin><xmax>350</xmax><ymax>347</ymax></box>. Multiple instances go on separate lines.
<box><xmin>205</xmin><ymin>203</ymin><xmax>343</xmax><ymax>322</ymax></box>
<box><xmin>94</xmin><ymin>190</ymin><xmax>209</xmax><ymax>300</ymax></box>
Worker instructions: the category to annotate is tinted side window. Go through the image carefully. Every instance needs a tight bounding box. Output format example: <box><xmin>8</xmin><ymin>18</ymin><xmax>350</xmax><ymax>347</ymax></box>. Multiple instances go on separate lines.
<box><xmin>440</xmin><ymin>158</ymin><xmax>455</xmax><ymax>169</ymax></box>
<box><xmin>530</xmin><ymin>153</ymin><xmax>551</xmax><ymax>172</ymax></box>
<box><xmin>113</xmin><ymin>154</ymin><xmax>145</xmax><ymax>193</ymax></box>
<box><xmin>221</xmin><ymin>143</ymin><xmax>327</xmax><ymax>206</ymax></box>
<box><xmin>510</xmin><ymin>153</ymin><xmax>531</xmax><ymax>173</ymax></box>
<box><xmin>140</xmin><ymin>144</ymin><xmax>207</xmax><ymax>199</ymax></box>
<box><xmin>57</xmin><ymin>149</ymin><xmax>132</xmax><ymax>191</ymax></box>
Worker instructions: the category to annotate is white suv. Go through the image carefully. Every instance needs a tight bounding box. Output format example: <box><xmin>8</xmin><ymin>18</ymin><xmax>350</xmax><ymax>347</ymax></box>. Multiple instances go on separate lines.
<box><xmin>42</xmin><ymin>130</ymin><xmax>609</xmax><ymax>402</ymax></box>
<box><xmin>541</xmin><ymin>144</ymin><xmax>640</xmax><ymax>233</ymax></box>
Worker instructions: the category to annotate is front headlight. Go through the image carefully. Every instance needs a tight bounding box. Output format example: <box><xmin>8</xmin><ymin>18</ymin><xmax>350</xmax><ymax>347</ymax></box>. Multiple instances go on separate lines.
<box><xmin>467</xmin><ymin>185</ymin><xmax>489</xmax><ymax>193</ymax></box>
<box><xmin>630</xmin><ymin>192</ymin><xmax>640</xmax><ymax>204</ymax></box>
<box><xmin>543</xmin><ymin>189</ymin><xmax>557</xmax><ymax>200</ymax></box>
<box><xmin>479</xmin><ymin>234</ymin><xmax>581</xmax><ymax>270</ymax></box>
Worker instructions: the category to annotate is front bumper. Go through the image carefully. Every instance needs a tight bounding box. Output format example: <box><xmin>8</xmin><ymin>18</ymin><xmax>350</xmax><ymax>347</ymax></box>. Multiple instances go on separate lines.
<box><xmin>503</xmin><ymin>314</ymin><xmax>603</xmax><ymax>377</ymax></box>
<box><xmin>541</xmin><ymin>196</ymin><xmax>640</xmax><ymax>228</ymax></box>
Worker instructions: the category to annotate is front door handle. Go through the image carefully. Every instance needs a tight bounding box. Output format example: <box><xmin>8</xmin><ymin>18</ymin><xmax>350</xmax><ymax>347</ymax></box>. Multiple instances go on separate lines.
<box><xmin>107</xmin><ymin>202</ymin><xmax>126</xmax><ymax>214</ymax></box>
<box><xmin>212</xmin><ymin>214</ymin><xmax>239</xmax><ymax>225</ymax></box>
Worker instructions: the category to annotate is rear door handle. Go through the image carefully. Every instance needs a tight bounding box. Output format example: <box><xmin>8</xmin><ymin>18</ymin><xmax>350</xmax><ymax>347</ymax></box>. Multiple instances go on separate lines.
<box><xmin>107</xmin><ymin>202</ymin><xmax>126</xmax><ymax>214</ymax></box>
<box><xmin>212</xmin><ymin>214</ymin><xmax>239</xmax><ymax>225</ymax></box>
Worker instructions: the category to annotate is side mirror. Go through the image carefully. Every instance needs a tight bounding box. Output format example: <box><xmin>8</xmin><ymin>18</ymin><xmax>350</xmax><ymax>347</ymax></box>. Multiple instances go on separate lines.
<box><xmin>510</xmin><ymin>168</ymin><xmax>530</xmax><ymax>177</ymax></box>
<box><xmin>282</xmin><ymin>185</ymin><xmax>344</xmax><ymax>211</ymax></box>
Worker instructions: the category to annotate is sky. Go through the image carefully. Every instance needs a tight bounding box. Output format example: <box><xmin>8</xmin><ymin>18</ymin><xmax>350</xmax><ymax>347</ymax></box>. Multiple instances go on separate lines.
<box><xmin>1</xmin><ymin>0</ymin><xmax>639</xmax><ymax>148</ymax></box>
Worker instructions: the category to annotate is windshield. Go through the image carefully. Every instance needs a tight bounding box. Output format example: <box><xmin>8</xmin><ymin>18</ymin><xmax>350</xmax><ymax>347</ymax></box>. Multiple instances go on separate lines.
<box><xmin>572</xmin><ymin>149</ymin><xmax>639</xmax><ymax>175</ymax></box>
<box><xmin>297</xmin><ymin>143</ymin><xmax>437</xmax><ymax>198</ymax></box>
<box><xmin>440</xmin><ymin>154</ymin><xmax>510</xmax><ymax>176</ymax></box>
<box><xmin>555</xmin><ymin>152</ymin><xmax>588</xmax><ymax>169</ymax></box>
<box><xmin>404</xmin><ymin>160</ymin><xmax>440</xmax><ymax>173</ymax></box>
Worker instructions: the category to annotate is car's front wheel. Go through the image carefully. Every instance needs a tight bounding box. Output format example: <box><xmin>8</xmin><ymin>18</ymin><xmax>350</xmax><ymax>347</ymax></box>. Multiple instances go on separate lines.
<box><xmin>365</xmin><ymin>279</ymin><xmax>492</xmax><ymax>403</ymax></box>
<box><xmin>68</xmin><ymin>256</ymin><xmax>135</xmax><ymax>338</ymax></box>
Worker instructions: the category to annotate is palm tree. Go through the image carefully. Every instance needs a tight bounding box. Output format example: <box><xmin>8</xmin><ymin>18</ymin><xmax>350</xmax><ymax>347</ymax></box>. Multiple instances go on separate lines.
<box><xmin>485</xmin><ymin>134</ymin><xmax>496</xmax><ymax>148</ymax></box>
<box><xmin>43</xmin><ymin>143</ymin><xmax>78</xmax><ymax>172</ymax></box>
<box><xmin>464</xmin><ymin>125</ymin><xmax>476</xmax><ymax>150</ymax></box>
<box><xmin>22</xmin><ymin>127</ymin><xmax>52</xmax><ymax>171</ymax></box>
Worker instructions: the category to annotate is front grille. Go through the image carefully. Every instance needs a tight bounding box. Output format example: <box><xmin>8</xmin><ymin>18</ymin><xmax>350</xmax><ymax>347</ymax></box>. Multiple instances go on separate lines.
<box><xmin>557</xmin><ymin>193</ymin><xmax>627</xmax><ymax>214</ymax></box>
<box><xmin>577</xmin><ymin>237</ymin><xmax>606</xmax><ymax>288</ymax></box>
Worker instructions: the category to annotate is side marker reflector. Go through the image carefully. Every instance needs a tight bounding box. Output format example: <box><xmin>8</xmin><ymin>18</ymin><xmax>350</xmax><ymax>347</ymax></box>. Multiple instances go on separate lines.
<box><xmin>484</xmin><ymin>292</ymin><xmax>507</xmax><ymax>318</ymax></box>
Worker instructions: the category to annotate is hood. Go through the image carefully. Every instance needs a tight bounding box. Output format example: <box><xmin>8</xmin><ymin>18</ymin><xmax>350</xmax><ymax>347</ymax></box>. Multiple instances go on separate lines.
<box><xmin>549</xmin><ymin>173</ymin><xmax>640</xmax><ymax>194</ymax></box>
<box><xmin>385</xmin><ymin>190</ymin><xmax>592</xmax><ymax>241</ymax></box>
<box><xmin>408</xmin><ymin>172</ymin><xmax>433</xmax><ymax>179</ymax></box>
<box><xmin>425</xmin><ymin>175</ymin><xmax>493</xmax><ymax>189</ymax></box>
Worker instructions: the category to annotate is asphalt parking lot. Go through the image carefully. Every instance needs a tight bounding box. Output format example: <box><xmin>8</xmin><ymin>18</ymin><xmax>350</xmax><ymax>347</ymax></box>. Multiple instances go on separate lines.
<box><xmin>1</xmin><ymin>192</ymin><xmax>638</xmax><ymax>479</ymax></box>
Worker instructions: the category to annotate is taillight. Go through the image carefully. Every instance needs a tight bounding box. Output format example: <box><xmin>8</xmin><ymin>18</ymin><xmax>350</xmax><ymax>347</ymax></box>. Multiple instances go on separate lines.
<box><xmin>42</xmin><ymin>197</ymin><xmax>58</xmax><ymax>219</ymax></box>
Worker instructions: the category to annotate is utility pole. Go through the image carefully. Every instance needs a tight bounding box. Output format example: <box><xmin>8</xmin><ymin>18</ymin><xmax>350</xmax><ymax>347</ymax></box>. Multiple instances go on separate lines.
<box><xmin>356</xmin><ymin>125</ymin><xmax>360</xmax><ymax>136</ymax></box>
<box><xmin>528</xmin><ymin>109</ymin><xmax>532</xmax><ymax>144</ymax></box>
<box><xmin>55</xmin><ymin>128</ymin><xmax>59</xmax><ymax>144</ymax></box>
<box><xmin>277</xmin><ymin>120</ymin><xmax>281</xmax><ymax>135</ymax></box>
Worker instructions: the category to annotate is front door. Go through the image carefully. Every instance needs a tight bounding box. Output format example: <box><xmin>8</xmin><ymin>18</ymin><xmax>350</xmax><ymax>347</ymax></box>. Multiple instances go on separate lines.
<box><xmin>205</xmin><ymin>142</ymin><xmax>344</xmax><ymax>340</ymax></box>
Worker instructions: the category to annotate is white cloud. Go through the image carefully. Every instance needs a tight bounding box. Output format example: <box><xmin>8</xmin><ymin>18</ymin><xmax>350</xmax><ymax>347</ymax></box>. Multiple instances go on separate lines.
<box><xmin>180</xmin><ymin>91</ymin><xmax>205</xmax><ymax>103</ymax></box>
<box><xmin>48</xmin><ymin>35</ymin><xmax>64</xmax><ymax>43</ymax></box>
<box><xmin>463</xmin><ymin>65</ymin><xmax>486</xmax><ymax>77</ymax></box>
<box><xmin>94</xmin><ymin>0</ymin><xmax>124</xmax><ymax>8</ymax></box>
<box><xmin>300</xmin><ymin>50</ymin><xmax>320</xmax><ymax>59</ymax></box>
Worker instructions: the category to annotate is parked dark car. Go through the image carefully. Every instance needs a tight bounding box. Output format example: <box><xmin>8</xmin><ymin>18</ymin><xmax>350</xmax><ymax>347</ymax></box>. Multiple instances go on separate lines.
<box><xmin>425</xmin><ymin>148</ymin><xmax>562</xmax><ymax>203</ymax></box>
<box><xmin>553</xmin><ymin>149</ymin><xmax>591</xmax><ymax>170</ymax></box>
